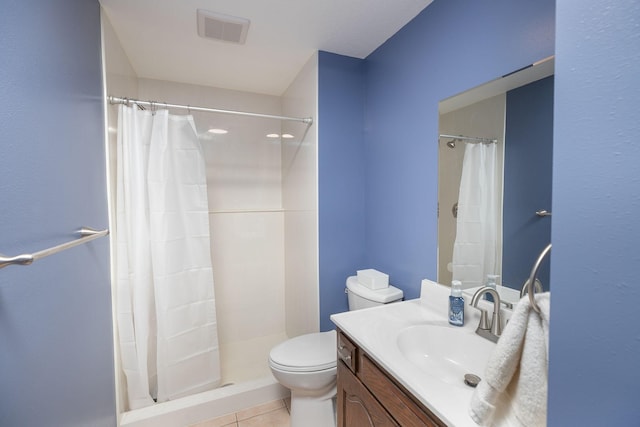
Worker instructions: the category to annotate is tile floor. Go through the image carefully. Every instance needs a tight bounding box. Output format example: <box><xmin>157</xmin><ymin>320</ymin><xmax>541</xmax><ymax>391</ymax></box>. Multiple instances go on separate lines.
<box><xmin>190</xmin><ymin>398</ymin><xmax>291</xmax><ymax>427</ymax></box>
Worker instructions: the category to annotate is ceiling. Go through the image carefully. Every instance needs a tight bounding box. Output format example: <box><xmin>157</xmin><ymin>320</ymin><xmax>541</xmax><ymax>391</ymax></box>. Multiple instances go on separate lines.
<box><xmin>99</xmin><ymin>0</ymin><xmax>433</xmax><ymax>96</ymax></box>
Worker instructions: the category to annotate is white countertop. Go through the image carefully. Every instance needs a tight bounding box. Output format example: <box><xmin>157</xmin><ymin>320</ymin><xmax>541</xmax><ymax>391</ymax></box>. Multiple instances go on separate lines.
<box><xmin>331</xmin><ymin>279</ymin><xmax>506</xmax><ymax>427</ymax></box>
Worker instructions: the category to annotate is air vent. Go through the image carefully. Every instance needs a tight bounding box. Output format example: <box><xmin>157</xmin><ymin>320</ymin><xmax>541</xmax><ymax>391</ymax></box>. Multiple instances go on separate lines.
<box><xmin>197</xmin><ymin>10</ymin><xmax>250</xmax><ymax>44</ymax></box>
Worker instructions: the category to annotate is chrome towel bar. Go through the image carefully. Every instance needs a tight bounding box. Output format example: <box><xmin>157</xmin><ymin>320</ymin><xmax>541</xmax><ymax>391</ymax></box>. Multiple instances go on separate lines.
<box><xmin>525</xmin><ymin>243</ymin><xmax>552</xmax><ymax>313</ymax></box>
<box><xmin>0</xmin><ymin>227</ymin><xmax>109</xmax><ymax>270</ymax></box>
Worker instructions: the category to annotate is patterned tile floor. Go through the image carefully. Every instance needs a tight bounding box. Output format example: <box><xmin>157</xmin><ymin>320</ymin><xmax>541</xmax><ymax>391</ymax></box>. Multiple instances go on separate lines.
<box><xmin>190</xmin><ymin>398</ymin><xmax>291</xmax><ymax>427</ymax></box>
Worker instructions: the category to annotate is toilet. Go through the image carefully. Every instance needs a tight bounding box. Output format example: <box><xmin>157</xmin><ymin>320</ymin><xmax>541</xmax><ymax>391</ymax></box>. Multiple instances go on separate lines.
<box><xmin>269</xmin><ymin>276</ymin><xmax>403</xmax><ymax>427</ymax></box>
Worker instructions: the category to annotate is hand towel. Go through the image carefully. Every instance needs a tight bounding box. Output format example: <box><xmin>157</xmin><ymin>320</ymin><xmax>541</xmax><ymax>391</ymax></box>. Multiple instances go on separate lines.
<box><xmin>469</xmin><ymin>292</ymin><xmax>550</xmax><ymax>426</ymax></box>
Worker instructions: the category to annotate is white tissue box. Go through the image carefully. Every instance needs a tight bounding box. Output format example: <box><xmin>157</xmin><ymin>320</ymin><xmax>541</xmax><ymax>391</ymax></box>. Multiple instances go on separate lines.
<box><xmin>357</xmin><ymin>269</ymin><xmax>389</xmax><ymax>290</ymax></box>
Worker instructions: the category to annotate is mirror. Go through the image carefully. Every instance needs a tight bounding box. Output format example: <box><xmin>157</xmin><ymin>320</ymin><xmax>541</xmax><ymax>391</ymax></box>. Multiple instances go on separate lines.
<box><xmin>437</xmin><ymin>57</ymin><xmax>554</xmax><ymax>303</ymax></box>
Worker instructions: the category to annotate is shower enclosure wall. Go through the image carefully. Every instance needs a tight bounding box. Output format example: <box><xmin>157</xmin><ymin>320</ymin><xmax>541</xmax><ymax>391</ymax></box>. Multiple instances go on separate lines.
<box><xmin>102</xmin><ymin>13</ymin><xmax>318</xmax><ymax>426</ymax></box>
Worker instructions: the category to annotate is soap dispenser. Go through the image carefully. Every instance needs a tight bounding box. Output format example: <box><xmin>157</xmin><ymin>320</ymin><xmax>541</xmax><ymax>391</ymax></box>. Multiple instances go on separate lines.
<box><xmin>485</xmin><ymin>274</ymin><xmax>499</xmax><ymax>303</ymax></box>
<box><xmin>484</xmin><ymin>274</ymin><xmax>500</xmax><ymax>302</ymax></box>
<box><xmin>449</xmin><ymin>280</ymin><xmax>464</xmax><ymax>327</ymax></box>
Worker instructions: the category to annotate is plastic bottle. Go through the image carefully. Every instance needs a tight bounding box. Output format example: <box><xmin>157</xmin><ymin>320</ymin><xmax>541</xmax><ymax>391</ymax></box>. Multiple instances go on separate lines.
<box><xmin>449</xmin><ymin>280</ymin><xmax>464</xmax><ymax>326</ymax></box>
<box><xmin>485</xmin><ymin>274</ymin><xmax>499</xmax><ymax>302</ymax></box>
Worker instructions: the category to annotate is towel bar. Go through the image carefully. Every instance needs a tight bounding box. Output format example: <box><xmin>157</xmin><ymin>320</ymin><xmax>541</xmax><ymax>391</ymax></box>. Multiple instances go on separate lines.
<box><xmin>0</xmin><ymin>227</ymin><xmax>109</xmax><ymax>269</ymax></box>
<box><xmin>525</xmin><ymin>243</ymin><xmax>551</xmax><ymax>313</ymax></box>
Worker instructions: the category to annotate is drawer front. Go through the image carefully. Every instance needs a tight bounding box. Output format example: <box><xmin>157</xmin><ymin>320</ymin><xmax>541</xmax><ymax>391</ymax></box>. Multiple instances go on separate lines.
<box><xmin>337</xmin><ymin>330</ymin><xmax>357</xmax><ymax>372</ymax></box>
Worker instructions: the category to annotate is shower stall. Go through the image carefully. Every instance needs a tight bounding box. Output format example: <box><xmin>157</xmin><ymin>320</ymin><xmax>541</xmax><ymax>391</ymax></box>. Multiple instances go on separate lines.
<box><xmin>102</xmin><ymin>13</ymin><xmax>319</xmax><ymax>426</ymax></box>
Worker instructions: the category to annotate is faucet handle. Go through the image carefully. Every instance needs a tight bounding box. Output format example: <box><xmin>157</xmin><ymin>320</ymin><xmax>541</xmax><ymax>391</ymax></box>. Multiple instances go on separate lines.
<box><xmin>490</xmin><ymin>311</ymin><xmax>502</xmax><ymax>337</ymax></box>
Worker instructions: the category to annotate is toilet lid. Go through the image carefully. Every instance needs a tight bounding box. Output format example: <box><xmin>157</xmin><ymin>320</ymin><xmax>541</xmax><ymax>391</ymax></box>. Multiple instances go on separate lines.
<box><xmin>269</xmin><ymin>330</ymin><xmax>337</xmax><ymax>372</ymax></box>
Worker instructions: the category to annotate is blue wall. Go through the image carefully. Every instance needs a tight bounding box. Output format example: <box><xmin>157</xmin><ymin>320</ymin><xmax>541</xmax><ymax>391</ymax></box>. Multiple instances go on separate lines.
<box><xmin>548</xmin><ymin>0</ymin><xmax>640</xmax><ymax>424</ymax></box>
<box><xmin>318</xmin><ymin>0</ymin><xmax>555</xmax><ymax>327</ymax></box>
<box><xmin>503</xmin><ymin>76</ymin><xmax>554</xmax><ymax>290</ymax></box>
<box><xmin>318</xmin><ymin>52</ymin><xmax>367</xmax><ymax>331</ymax></box>
<box><xmin>0</xmin><ymin>0</ymin><xmax>115</xmax><ymax>425</ymax></box>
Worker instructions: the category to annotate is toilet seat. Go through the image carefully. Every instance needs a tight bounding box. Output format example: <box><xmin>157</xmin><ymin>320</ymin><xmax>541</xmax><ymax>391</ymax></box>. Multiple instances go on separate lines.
<box><xmin>269</xmin><ymin>330</ymin><xmax>337</xmax><ymax>373</ymax></box>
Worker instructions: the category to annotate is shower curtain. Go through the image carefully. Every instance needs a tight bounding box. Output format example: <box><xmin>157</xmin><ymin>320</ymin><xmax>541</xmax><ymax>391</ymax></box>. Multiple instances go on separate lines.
<box><xmin>115</xmin><ymin>105</ymin><xmax>221</xmax><ymax>409</ymax></box>
<box><xmin>452</xmin><ymin>142</ymin><xmax>499</xmax><ymax>289</ymax></box>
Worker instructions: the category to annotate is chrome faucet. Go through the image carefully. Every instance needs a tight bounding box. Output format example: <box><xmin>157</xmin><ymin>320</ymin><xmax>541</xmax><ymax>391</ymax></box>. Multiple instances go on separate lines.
<box><xmin>470</xmin><ymin>287</ymin><xmax>502</xmax><ymax>343</ymax></box>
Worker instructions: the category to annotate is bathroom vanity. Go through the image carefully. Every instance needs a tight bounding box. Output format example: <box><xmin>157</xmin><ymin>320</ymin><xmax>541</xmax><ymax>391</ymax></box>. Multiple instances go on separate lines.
<box><xmin>336</xmin><ymin>328</ymin><xmax>445</xmax><ymax>426</ymax></box>
<box><xmin>331</xmin><ymin>279</ymin><xmax>507</xmax><ymax>427</ymax></box>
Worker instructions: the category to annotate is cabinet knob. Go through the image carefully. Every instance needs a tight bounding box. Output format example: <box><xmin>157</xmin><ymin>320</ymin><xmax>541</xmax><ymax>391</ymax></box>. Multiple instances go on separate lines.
<box><xmin>338</xmin><ymin>345</ymin><xmax>352</xmax><ymax>363</ymax></box>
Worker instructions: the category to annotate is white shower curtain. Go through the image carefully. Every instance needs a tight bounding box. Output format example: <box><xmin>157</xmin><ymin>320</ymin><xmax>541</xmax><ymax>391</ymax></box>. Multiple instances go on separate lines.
<box><xmin>452</xmin><ymin>142</ymin><xmax>499</xmax><ymax>289</ymax></box>
<box><xmin>115</xmin><ymin>105</ymin><xmax>221</xmax><ymax>409</ymax></box>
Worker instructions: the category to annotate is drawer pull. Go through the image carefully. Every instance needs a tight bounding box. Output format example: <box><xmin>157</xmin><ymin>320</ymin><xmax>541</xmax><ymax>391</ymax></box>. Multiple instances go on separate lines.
<box><xmin>338</xmin><ymin>345</ymin><xmax>352</xmax><ymax>363</ymax></box>
<box><xmin>338</xmin><ymin>344</ymin><xmax>351</xmax><ymax>364</ymax></box>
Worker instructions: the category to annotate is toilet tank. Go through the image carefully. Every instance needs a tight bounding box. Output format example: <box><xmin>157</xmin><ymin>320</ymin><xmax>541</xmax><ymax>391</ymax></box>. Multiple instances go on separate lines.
<box><xmin>346</xmin><ymin>276</ymin><xmax>403</xmax><ymax>310</ymax></box>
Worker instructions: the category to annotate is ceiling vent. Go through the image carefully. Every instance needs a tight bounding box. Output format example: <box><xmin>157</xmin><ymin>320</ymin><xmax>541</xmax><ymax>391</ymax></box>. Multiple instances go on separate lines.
<box><xmin>197</xmin><ymin>10</ymin><xmax>250</xmax><ymax>44</ymax></box>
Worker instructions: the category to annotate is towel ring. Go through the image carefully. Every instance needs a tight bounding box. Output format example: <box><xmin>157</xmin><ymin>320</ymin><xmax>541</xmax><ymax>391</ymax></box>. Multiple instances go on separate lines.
<box><xmin>525</xmin><ymin>243</ymin><xmax>551</xmax><ymax>313</ymax></box>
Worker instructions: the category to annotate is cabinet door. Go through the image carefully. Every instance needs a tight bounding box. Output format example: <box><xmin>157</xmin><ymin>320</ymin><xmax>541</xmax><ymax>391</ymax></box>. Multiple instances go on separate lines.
<box><xmin>338</xmin><ymin>361</ymin><xmax>399</xmax><ymax>427</ymax></box>
<box><xmin>359</xmin><ymin>354</ymin><xmax>445</xmax><ymax>427</ymax></box>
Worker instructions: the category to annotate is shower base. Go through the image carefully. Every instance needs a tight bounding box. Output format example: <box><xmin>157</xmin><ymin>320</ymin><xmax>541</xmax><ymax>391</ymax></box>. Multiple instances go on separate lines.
<box><xmin>119</xmin><ymin>333</ymin><xmax>289</xmax><ymax>427</ymax></box>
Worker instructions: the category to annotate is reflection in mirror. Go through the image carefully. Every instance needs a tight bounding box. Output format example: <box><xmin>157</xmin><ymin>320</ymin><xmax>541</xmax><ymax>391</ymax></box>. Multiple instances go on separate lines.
<box><xmin>437</xmin><ymin>57</ymin><xmax>554</xmax><ymax>303</ymax></box>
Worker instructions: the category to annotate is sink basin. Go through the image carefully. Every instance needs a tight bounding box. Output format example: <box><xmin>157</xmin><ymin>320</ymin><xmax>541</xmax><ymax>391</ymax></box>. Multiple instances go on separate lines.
<box><xmin>396</xmin><ymin>323</ymin><xmax>495</xmax><ymax>387</ymax></box>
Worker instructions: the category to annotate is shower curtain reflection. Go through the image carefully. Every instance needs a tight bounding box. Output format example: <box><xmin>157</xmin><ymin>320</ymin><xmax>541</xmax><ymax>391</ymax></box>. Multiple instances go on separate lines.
<box><xmin>451</xmin><ymin>142</ymin><xmax>500</xmax><ymax>289</ymax></box>
<box><xmin>115</xmin><ymin>105</ymin><xmax>221</xmax><ymax>410</ymax></box>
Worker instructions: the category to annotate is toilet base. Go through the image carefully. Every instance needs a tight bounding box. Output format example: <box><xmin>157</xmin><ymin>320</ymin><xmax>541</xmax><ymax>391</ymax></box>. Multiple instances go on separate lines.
<box><xmin>289</xmin><ymin>384</ymin><xmax>337</xmax><ymax>427</ymax></box>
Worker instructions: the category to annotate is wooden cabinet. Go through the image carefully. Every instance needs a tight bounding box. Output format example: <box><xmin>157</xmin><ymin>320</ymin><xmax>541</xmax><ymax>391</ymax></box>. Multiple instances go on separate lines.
<box><xmin>338</xmin><ymin>361</ymin><xmax>399</xmax><ymax>427</ymax></box>
<box><xmin>336</xmin><ymin>329</ymin><xmax>446</xmax><ymax>427</ymax></box>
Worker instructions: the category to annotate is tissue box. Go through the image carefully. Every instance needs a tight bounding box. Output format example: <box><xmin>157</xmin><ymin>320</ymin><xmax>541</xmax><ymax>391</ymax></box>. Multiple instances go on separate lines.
<box><xmin>357</xmin><ymin>269</ymin><xmax>389</xmax><ymax>290</ymax></box>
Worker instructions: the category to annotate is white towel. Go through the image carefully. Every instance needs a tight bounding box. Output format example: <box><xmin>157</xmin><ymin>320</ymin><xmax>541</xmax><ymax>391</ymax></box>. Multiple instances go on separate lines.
<box><xmin>469</xmin><ymin>292</ymin><xmax>550</xmax><ymax>427</ymax></box>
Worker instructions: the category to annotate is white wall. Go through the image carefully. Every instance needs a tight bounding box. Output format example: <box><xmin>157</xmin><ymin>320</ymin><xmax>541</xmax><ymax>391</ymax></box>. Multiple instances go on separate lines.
<box><xmin>101</xmin><ymin>11</ymin><xmax>139</xmax><ymax>416</ymax></box>
<box><xmin>282</xmin><ymin>53</ymin><xmax>320</xmax><ymax>337</ymax></box>
<box><xmin>102</xmin><ymin>11</ymin><xmax>138</xmax><ymax>220</ymax></box>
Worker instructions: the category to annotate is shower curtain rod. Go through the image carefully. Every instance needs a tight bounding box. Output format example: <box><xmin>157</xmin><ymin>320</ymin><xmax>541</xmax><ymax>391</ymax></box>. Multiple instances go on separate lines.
<box><xmin>108</xmin><ymin>96</ymin><xmax>313</xmax><ymax>125</ymax></box>
<box><xmin>439</xmin><ymin>134</ymin><xmax>497</xmax><ymax>144</ymax></box>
